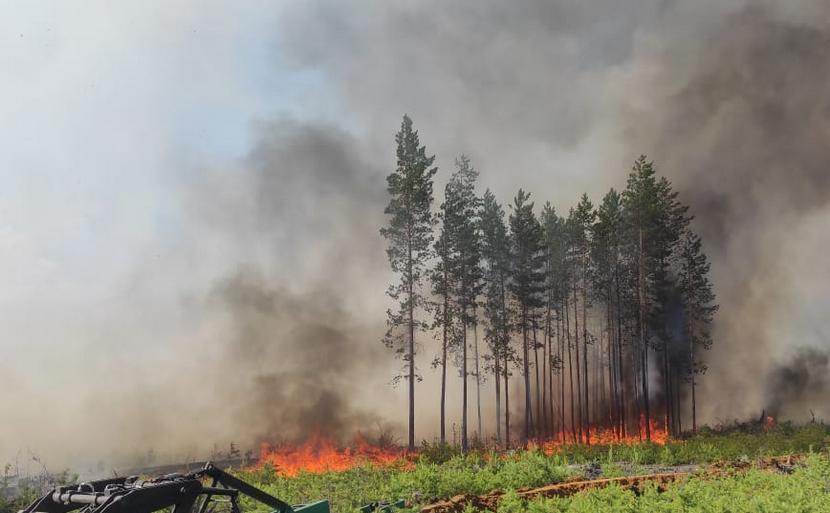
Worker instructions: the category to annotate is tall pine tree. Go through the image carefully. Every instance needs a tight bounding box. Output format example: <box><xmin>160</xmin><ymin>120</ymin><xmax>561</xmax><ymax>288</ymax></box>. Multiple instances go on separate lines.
<box><xmin>481</xmin><ymin>189</ymin><xmax>512</xmax><ymax>446</ymax></box>
<box><xmin>678</xmin><ymin>230</ymin><xmax>718</xmax><ymax>432</ymax></box>
<box><xmin>508</xmin><ymin>190</ymin><xmax>545</xmax><ymax>444</ymax></box>
<box><xmin>381</xmin><ymin>114</ymin><xmax>437</xmax><ymax>450</ymax></box>
<box><xmin>443</xmin><ymin>155</ymin><xmax>483</xmax><ymax>451</ymax></box>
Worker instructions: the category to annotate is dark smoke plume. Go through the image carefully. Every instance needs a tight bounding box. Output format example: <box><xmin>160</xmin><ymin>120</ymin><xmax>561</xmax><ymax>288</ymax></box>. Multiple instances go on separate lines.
<box><xmin>193</xmin><ymin>120</ymin><xmax>398</xmax><ymax>445</ymax></box>
<box><xmin>619</xmin><ymin>2</ymin><xmax>830</xmax><ymax>421</ymax></box>
<box><xmin>766</xmin><ymin>349</ymin><xmax>830</xmax><ymax>422</ymax></box>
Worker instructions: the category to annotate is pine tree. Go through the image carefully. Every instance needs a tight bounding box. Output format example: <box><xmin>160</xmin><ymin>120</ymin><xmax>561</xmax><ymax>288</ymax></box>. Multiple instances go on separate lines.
<box><xmin>541</xmin><ymin>203</ymin><xmax>567</xmax><ymax>439</ymax></box>
<box><xmin>677</xmin><ymin>230</ymin><xmax>718</xmax><ymax>433</ymax></box>
<box><xmin>621</xmin><ymin>156</ymin><xmax>659</xmax><ymax>440</ymax></box>
<box><xmin>481</xmin><ymin>189</ymin><xmax>512</xmax><ymax>446</ymax></box>
<box><xmin>621</xmin><ymin>155</ymin><xmax>690</xmax><ymax>440</ymax></box>
<box><xmin>442</xmin><ymin>155</ymin><xmax>483</xmax><ymax>451</ymax></box>
<box><xmin>430</xmin><ymin>203</ymin><xmax>455</xmax><ymax>444</ymax></box>
<box><xmin>381</xmin><ymin>114</ymin><xmax>437</xmax><ymax>451</ymax></box>
<box><xmin>508</xmin><ymin>190</ymin><xmax>545</xmax><ymax>444</ymax></box>
<box><xmin>568</xmin><ymin>194</ymin><xmax>595</xmax><ymax>442</ymax></box>
<box><xmin>590</xmin><ymin>189</ymin><xmax>625</xmax><ymax>437</ymax></box>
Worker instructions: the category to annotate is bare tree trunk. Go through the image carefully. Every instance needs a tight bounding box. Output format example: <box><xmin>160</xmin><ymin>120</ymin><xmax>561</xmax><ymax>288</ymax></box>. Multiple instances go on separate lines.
<box><xmin>572</xmin><ymin>283</ymin><xmax>583</xmax><ymax>443</ymax></box>
<box><xmin>541</xmin><ymin>320</ymin><xmax>549</xmax><ymax>438</ymax></box>
<box><xmin>522</xmin><ymin>307</ymin><xmax>533</xmax><ymax>445</ymax></box>
<box><xmin>675</xmin><ymin>372</ymin><xmax>683</xmax><ymax>434</ymax></box>
<box><xmin>606</xmin><ymin>296</ymin><xmax>616</xmax><ymax>436</ymax></box>
<box><xmin>495</xmin><ymin>347</ymin><xmax>502</xmax><ymax>444</ymax></box>
<box><xmin>474</xmin><ymin>315</ymin><xmax>482</xmax><ymax>441</ymax></box>
<box><xmin>558</xmin><ymin>307</ymin><xmax>566</xmax><ymax>443</ymax></box>
<box><xmin>638</xmin><ymin>227</ymin><xmax>651</xmax><ymax>441</ymax></box>
<box><xmin>581</xmin><ymin>258</ymin><xmax>590</xmax><ymax>445</ymax></box>
<box><xmin>407</xmin><ymin>243</ymin><xmax>416</xmax><ymax>451</ymax></box>
<box><xmin>462</xmin><ymin>309</ymin><xmax>468</xmax><ymax>452</ymax></box>
<box><xmin>615</xmin><ymin>267</ymin><xmax>626</xmax><ymax>438</ymax></box>
<box><xmin>663</xmin><ymin>340</ymin><xmax>671</xmax><ymax>437</ymax></box>
<box><xmin>440</xmin><ymin>287</ymin><xmax>449</xmax><ymax>443</ymax></box>
<box><xmin>545</xmin><ymin>302</ymin><xmax>554</xmax><ymax>439</ymax></box>
<box><xmin>688</xmin><ymin>317</ymin><xmax>697</xmax><ymax>433</ymax></box>
<box><xmin>504</xmin><ymin>350</ymin><xmax>510</xmax><ymax>448</ymax></box>
<box><xmin>533</xmin><ymin>323</ymin><xmax>541</xmax><ymax>439</ymax></box>
<box><xmin>565</xmin><ymin>296</ymin><xmax>577</xmax><ymax>444</ymax></box>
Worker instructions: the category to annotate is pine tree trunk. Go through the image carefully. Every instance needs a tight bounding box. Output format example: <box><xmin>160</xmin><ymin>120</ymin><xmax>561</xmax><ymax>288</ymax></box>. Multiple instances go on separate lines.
<box><xmin>407</xmin><ymin>240</ymin><xmax>416</xmax><ymax>451</ymax></box>
<box><xmin>522</xmin><ymin>307</ymin><xmax>533</xmax><ymax>445</ymax></box>
<box><xmin>548</xmin><ymin>327</ymin><xmax>555</xmax><ymax>439</ymax></box>
<box><xmin>663</xmin><ymin>340</ymin><xmax>671</xmax><ymax>436</ymax></box>
<box><xmin>559</xmin><ymin>307</ymin><xmax>566</xmax><ymax>443</ymax></box>
<box><xmin>462</xmin><ymin>310</ymin><xmax>469</xmax><ymax>452</ymax></box>
<box><xmin>474</xmin><ymin>316</ymin><xmax>482</xmax><ymax>441</ymax></box>
<box><xmin>501</xmin><ymin>274</ymin><xmax>510</xmax><ymax>448</ymax></box>
<box><xmin>545</xmin><ymin>302</ymin><xmax>553</xmax><ymax>438</ymax></box>
<box><xmin>606</xmin><ymin>296</ymin><xmax>616</xmax><ymax>437</ymax></box>
<box><xmin>674</xmin><ymin>372</ymin><xmax>683</xmax><ymax>434</ymax></box>
<box><xmin>565</xmin><ymin>296</ymin><xmax>577</xmax><ymax>443</ymax></box>
<box><xmin>689</xmin><ymin>317</ymin><xmax>697</xmax><ymax>433</ymax></box>
<box><xmin>533</xmin><ymin>324</ymin><xmax>541</xmax><ymax>439</ymax></box>
<box><xmin>441</xmin><ymin>289</ymin><xmax>449</xmax><ymax>443</ymax></box>
<box><xmin>573</xmin><ymin>282</ymin><xmax>583</xmax><ymax>443</ymax></box>
<box><xmin>504</xmin><ymin>349</ymin><xmax>510</xmax><ymax>448</ymax></box>
<box><xmin>615</xmin><ymin>266</ymin><xmax>626</xmax><ymax>438</ymax></box>
<box><xmin>581</xmin><ymin>257</ymin><xmax>590</xmax><ymax>445</ymax></box>
<box><xmin>638</xmin><ymin>227</ymin><xmax>651</xmax><ymax>441</ymax></box>
<box><xmin>495</xmin><ymin>347</ymin><xmax>502</xmax><ymax>444</ymax></box>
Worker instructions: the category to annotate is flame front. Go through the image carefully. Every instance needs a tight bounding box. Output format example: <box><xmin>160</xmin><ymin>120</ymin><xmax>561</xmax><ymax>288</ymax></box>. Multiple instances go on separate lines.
<box><xmin>533</xmin><ymin>416</ymin><xmax>669</xmax><ymax>453</ymax></box>
<box><xmin>259</xmin><ymin>418</ymin><xmax>669</xmax><ymax>476</ymax></box>
<box><xmin>257</xmin><ymin>433</ymin><xmax>409</xmax><ymax>476</ymax></box>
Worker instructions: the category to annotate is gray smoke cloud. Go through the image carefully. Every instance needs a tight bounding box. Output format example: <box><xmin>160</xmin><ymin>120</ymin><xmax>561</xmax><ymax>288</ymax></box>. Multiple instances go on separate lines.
<box><xmin>269</xmin><ymin>0</ymin><xmax>830</xmax><ymax>424</ymax></box>
<box><xmin>3</xmin><ymin>0</ymin><xmax>829</xmax><ymax>470</ymax></box>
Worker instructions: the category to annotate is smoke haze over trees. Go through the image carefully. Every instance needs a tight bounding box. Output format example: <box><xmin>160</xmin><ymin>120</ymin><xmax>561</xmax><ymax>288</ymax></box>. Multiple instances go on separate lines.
<box><xmin>382</xmin><ymin>117</ymin><xmax>718</xmax><ymax>445</ymax></box>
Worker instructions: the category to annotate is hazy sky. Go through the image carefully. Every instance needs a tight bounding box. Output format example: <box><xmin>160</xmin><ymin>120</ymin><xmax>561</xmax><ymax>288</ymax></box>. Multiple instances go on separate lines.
<box><xmin>1</xmin><ymin>1</ymin><xmax>828</xmax><ymax>469</ymax></box>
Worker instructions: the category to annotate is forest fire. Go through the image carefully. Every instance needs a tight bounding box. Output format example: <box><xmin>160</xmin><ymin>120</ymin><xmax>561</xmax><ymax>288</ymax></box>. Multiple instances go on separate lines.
<box><xmin>258</xmin><ymin>419</ymin><xmax>669</xmax><ymax>477</ymax></box>
<box><xmin>257</xmin><ymin>433</ymin><xmax>410</xmax><ymax>476</ymax></box>
<box><xmin>533</xmin><ymin>417</ymin><xmax>669</xmax><ymax>453</ymax></box>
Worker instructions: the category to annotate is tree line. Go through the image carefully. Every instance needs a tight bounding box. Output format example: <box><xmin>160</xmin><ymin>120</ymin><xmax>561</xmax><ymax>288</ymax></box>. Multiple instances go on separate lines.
<box><xmin>381</xmin><ymin>115</ymin><xmax>718</xmax><ymax>451</ymax></box>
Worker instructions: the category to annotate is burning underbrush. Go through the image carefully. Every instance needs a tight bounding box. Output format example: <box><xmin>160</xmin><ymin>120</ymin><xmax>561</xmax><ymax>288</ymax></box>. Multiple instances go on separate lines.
<box><xmin>256</xmin><ymin>433</ymin><xmax>412</xmax><ymax>476</ymax></box>
<box><xmin>235</xmin><ymin>424</ymin><xmax>829</xmax><ymax>513</ymax></box>
<box><xmin>254</xmin><ymin>419</ymin><xmax>672</xmax><ymax>477</ymax></box>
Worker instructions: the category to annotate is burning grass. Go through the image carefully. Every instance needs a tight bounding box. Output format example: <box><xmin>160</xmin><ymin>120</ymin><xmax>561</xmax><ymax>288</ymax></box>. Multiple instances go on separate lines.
<box><xmin>236</xmin><ymin>423</ymin><xmax>829</xmax><ymax>512</ymax></box>
<box><xmin>257</xmin><ymin>433</ymin><xmax>412</xmax><ymax>477</ymax></box>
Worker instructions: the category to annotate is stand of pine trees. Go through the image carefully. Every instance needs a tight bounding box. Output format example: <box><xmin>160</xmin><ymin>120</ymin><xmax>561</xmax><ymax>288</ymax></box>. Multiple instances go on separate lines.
<box><xmin>381</xmin><ymin>116</ymin><xmax>718</xmax><ymax>449</ymax></box>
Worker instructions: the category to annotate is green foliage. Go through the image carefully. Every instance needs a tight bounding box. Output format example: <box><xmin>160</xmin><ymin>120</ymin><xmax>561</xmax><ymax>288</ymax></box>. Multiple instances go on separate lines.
<box><xmin>475</xmin><ymin>455</ymin><xmax>830</xmax><ymax>512</ymax></box>
<box><xmin>234</xmin><ymin>426</ymin><xmax>829</xmax><ymax>513</ymax></box>
<box><xmin>418</xmin><ymin>440</ymin><xmax>462</xmax><ymax>464</ymax></box>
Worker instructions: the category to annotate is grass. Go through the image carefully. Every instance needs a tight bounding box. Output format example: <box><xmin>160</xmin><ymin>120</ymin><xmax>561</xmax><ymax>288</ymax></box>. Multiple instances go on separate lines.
<box><xmin>235</xmin><ymin>423</ymin><xmax>830</xmax><ymax>512</ymax></box>
<box><xmin>492</xmin><ymin>454</ymin><xmax>830</xmax><ymax>513</ymax></box>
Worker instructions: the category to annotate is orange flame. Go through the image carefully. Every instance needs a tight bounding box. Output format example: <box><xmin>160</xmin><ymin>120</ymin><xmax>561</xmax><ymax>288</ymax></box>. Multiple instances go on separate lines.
<box><xmin>257</xmin><ymin>433</ymin><xmax>410</xmax><ymax>477</ymax></box>
<box><xmin>531</xmin><ymin>416</ymin><xmax>669</xmax><ymax>454</ymax></box>
<box><xmin>258</xmin><ymin>418</ymin><xmax>670</xmax><ymax>476</ymax></box>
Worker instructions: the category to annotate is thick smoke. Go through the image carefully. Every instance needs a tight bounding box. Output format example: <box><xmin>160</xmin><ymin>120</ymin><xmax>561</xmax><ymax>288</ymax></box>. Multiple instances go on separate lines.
<box><xmin>272</xmin><ymin>0</ymin><xmax>830</xmax><ymax>425</ymax></box>
<box><xmin>3</xmin><ymin>0</ymin><xmax>829</xmax><ymax>470</ymax></box>
<box><xmin>617</xmin><ymin>3</ymin><xmax>830</xmax><ymax>422</ymax></box>
<box><xmin>766</xmin><ymin>349</ymin><xmax>830</xmax><ymax>422</ymax></box>
<box><xmin>187</xmin><ymin>119</ymin><xmax>399</xmax><ymax>445</ymax></box>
